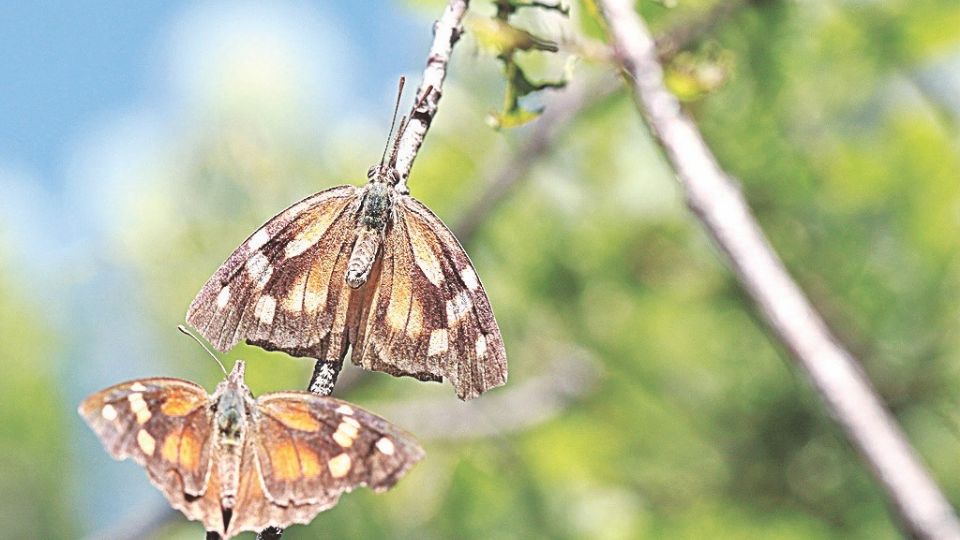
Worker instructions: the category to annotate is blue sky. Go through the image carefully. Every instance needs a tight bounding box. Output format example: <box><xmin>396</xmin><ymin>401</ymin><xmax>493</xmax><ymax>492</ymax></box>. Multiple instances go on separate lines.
<box><xmin>0</xmin><ymin>1</ymin><xmax>434</xmax><ymax>532</ymax></box>
<box><xmin>0</xmin><ymin>0</ymin><xmax>428</xmax><ymax>188</ymax></box>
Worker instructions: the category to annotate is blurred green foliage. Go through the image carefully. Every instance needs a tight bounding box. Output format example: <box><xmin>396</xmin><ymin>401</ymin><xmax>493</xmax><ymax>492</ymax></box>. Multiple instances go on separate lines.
<box><xmin>5</xmin><ymin>0</ymin><xmax>960</xmax><ymax>538</ymax></box>
<box><xmin>0</xmin><ymin>247</ymin><xmax>73</xmax><ymax>539</ymax></box>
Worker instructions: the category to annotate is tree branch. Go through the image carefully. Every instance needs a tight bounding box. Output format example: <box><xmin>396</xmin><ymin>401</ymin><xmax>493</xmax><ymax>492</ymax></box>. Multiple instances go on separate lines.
<box><xmin>394</xmin><ymin>0</ymin><xmax>471</xmax><ymax>192</ymax></box>
<box><xmin>262</xmin><ymin>2</ymin><xmax>473</xmax><ymax>539</ymax></box>
<box><xmin>598</xmin><ymin>1</ymin><xmax>960</xmax><ymax>538</ymax></box>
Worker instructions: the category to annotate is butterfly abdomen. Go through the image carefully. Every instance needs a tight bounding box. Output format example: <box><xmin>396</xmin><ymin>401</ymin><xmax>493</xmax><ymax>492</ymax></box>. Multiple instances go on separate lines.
<box><xmin>346</xmin><ymin>229</ymin><xmax>381</xmax><ymax>288</ymax></box>
<box><xmin>215</xmin><ymin>389</ymin><xmax>247</xmax><ymax>509</ymax></box>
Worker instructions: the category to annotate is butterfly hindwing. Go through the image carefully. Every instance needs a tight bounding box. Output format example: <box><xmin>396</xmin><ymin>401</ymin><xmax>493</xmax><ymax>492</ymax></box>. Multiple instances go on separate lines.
<box><xmin>354</xmin><ymin>195</ymin><xmax>508</xmax><ymax>399</ymax></box>
<box><xmin>187</xmin><ymin>185</ymin><xmax>361</xmax><ymax>355</ymax></box>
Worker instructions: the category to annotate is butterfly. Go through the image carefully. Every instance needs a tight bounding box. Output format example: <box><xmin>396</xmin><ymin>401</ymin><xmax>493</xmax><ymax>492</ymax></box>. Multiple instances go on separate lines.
<box><xmin>186</xmin><ymin>81</ymin><xmax>507</xmax><ymax>400</ymax></box>
<box><xmin>79</xmin><ymin>360</ymin><xmax>423</xmax><ymax>539</ymax></box>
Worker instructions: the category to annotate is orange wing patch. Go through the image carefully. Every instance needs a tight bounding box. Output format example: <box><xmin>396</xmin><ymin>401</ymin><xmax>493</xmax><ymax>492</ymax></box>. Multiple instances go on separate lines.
<box><xmin>161</xmin><ymin>388</ymin><xmax>205</xmax><ymax>416</ymax></box>
<box><xmin>262</xmin><ymin>400</ymin><xmax>322</xmax><ymax>432</ymax></box>
<box><xmin>179</xmin><ymin>428</ymin><xmax>203</xmax><ymax>473</ymax></box>
<box><xmin>268</xmin><ymin>440</ymin><xmax>302</xmax><ymax>482</ymax></box>
<box><xmin>161</xmin><ymin>432</ymin><xmax>181</xmax><ymax>463</ymax></box>
<box><xmin>298</xmin><ymin>445</ymin><xmax>323</xmax><ymax>478</ymax></box>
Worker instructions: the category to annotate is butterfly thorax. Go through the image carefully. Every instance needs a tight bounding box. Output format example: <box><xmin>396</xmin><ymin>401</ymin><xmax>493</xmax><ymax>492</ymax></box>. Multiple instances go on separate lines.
<box><xmin>346</xmin><ymin>169</ymin><xmax>398</xmax><ymax>289</ymax></box>
<box><xmin>213</xmin><ymin>381</ymin><xmax>249</xmax><ymax>509</ymax></box>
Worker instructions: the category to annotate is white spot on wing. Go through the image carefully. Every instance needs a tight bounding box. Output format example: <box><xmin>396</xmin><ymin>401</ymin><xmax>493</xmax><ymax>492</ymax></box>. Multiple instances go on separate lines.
<box><xmin>332</xmin><ymin>420</ymin><xmax>360</xmax><ymax>448</ymax></box>
<box><xmin>137</xmin><ymin>429</ymin><xmax>156</xmax><ymax>455</ymax></box>
<box><xmin>284</xmin><ymin>238</ymin><xmax>314</xmax><ymax>258</ymax></box>
<box><xmin>476</xmin><ymin>335</ymin><xmax>488</xmax><ymax>358</ymax></box>
<box><xmin>247</xmin><ymin>229</ymin><xmax>270</xmax><ymax>251</ymax></box>
<box><xmin>130</xmin><ymin>382</ymin><xmax>148</xmax><ymax>392</ymax></box>
<box><xmin>376</xmin><ymin>437</ymin><xmax>395</xmax><ymax>455</ymax></box>
<box><xmin>128</xmin><ymin>393</ymin><xmax>151</xmax><ymax>425</ymax></box>
<box><xmin>446</xmin><ymin>291</ymin><xmax>472</xmax><ymax>323</ymax></box>
<box><xmin>328</xmin><ymin>453</ymin><xmax>352</xmax><ymax>478</ymax></box>
<box><xmin>460</xmin><ymin>267</ymin><xmax>480</xmax><ymax>291</ymax></box>
<box><xmin>101</xmin><ymin>404</ymin><xmax>118</xmax><ymax>421</ymax></box>
<box><xmin>428</xmin><ymin>329</ymin><xmax>448</xmax><ymax>356</ymax></box>
<box><xmin>216</xmin><ymin>286</ymin><xmax>231</xmax><ymax>309</ymax></box>
<box><xmin>246</xmin><ymin>253</ymin><xmax>273</xmax><ymax>288</ymax></box>
<box><xmin>254</xmin><ymin>296</ymin><xmax>277</xmax><ymax>324</ymax></box>
<box><xmin>336</xmin><ymin>404</ymin><xmax>354</xmax><ymax>415</ymax></box>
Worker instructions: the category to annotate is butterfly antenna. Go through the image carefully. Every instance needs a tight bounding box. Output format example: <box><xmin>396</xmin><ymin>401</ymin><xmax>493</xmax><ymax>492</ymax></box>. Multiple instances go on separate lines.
<box><xmin>388</xmin><ymin>85</ymin><xmax>432</xmax><ymax>166</ymax></box>
<box><xmin>388</xmin><ymin>115</ymin><xmax>408</xmax><ymax>167</ymax></box>
<box><xmin>177</xmin><ymin>325</ymin><xmax>227</xmax><ymax>375</ymax></box>
<box><xmin>380</xmin><ymin>76</ymin><xmax>406</xmax><ymax>167</ymax></box>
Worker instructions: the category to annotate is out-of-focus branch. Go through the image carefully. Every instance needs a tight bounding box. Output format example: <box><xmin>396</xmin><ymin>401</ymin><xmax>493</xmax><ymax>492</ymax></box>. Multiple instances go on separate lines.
<box><xmin>456</xmin><ymin>0</ymin><xmax>746</xmax><ymax>244</ymax></box>
<box><xmin>394</xmin><ymin>0</ymin><xmax>471</xmax><ymax>191</ymax></box>
<box><xmin>653</xmin><ymin>0</ymin><xmax>745</xmax><ymax>60</ymax></box>
<box><xmin>372</xmin><ymin>352</ymin><xmax>599</xmax><ymax>440</ymax></box>
<box><xmin>598</xmin><ymin>1</ymin><xmax>960</xmax><ymax>538</ymax></box>
<box><xmin>455</xmin><ymin>76</ymin><xmax>618</xmax><ymax>243</ymax></box>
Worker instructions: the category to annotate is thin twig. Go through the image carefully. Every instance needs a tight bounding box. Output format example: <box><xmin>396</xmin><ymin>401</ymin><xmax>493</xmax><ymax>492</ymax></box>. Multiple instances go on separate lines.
<box><xmin>394</xmin><ymin>0</ymin><xmax>471</xmax><ymax>192</ymax></box>
<box><xmin>260</xmin><ymin>2</ymin><xmax>474</xmax><ymax>539</ymax></box>
<box><xmin>598</xmin><ymin>0</ymin><xmax>960</xmax><ymax>538</ymax></box>
<box><xmin>372</xmin><ymin>352</ymin><xmax>600</xmax><ymax>439</ymax></box>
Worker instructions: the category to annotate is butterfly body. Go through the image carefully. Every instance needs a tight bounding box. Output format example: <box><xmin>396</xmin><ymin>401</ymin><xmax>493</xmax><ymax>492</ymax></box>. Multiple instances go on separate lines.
<box><xmin>79</xmin><ymin>361</ymin><xmax>423</xmax><ymax>538</ymax></box>
<box><xmin>188</xmin><ymin>161</ymin><xmax>508</xmax><ymax>400</ymax></box>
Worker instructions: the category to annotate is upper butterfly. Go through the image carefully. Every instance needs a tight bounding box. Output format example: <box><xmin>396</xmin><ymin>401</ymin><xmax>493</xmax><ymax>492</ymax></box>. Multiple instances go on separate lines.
<box><xmin>79</xmin><ymin>361</ymin><xmax>423</xmax><ymax>539</ymax></box>
<box><xmin>187</xmin><ymin>86</ymin><xmax>507</xmax><ymax>400</ymax></box>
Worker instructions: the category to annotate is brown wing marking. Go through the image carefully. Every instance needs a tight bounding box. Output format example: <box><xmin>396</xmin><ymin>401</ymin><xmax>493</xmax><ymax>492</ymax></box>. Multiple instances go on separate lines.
<box><xmin>187</xmin><ymin>185</ymin><xmax>361</xmax><ymax>357</ymax></box>
<box><xmin>353</xmin><ymin>195</ymin><xmax>508</xmax><ymax>399</ymax></box>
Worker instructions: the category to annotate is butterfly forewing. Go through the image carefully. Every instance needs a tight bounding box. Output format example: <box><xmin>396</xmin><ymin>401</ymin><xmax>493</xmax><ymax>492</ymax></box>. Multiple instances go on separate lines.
<box><xmin>78</xmin><ymin>378</ymin><xmax>215</xmax><ymax>498</ymax></box>
<box><xmin>187</xmin><ymin>185</ymin><xmax>361</xmax><ymax>353</ymax></box>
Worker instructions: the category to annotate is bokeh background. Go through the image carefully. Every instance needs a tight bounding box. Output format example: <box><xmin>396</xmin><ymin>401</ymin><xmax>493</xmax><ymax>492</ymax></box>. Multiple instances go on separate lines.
<box><xmin>2</xmin><ymin>0</ymin><xmax>960</xmax><ymax>538</ymax></box>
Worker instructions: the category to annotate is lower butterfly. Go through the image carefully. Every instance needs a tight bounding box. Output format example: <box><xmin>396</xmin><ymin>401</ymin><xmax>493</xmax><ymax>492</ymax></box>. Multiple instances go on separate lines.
<box><xmin>187</xmin><ymin>79</ymin><xmax>507</xmax><ymax>400</ymax></box>
<box><xmin>79</xmin><ymin>361</ymin><xmax>423</xmax><ymax>539</ymax></box>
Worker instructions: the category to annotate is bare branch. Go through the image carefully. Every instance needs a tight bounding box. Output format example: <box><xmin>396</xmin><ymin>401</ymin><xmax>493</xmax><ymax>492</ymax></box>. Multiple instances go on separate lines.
<box><xmin>265</xmin><ymin>2</ymin><xmax>473</xmax><ymax>539</ymax></box>
<box><xmin>371</xmin><ymin>352</ymin><xmax>599</xmax><ymax>440</ymax></box>
<box><xmin>394</xmin><ymin>0</ymin><xmax>471</xmax><ymax>192</ymax></box>
<box><xmin>598</xmin><ymin>1</ymin><xmax>960</xmax><ymax>538</ymax></box>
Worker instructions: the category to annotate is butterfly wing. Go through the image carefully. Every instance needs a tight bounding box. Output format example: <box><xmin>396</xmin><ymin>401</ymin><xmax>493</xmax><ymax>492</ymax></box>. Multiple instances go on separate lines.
<box><xmin>353</xmin><ymin>195</ymin><xmax>508</xmax><ymax>399</ymax></box>
<box><xmin>225</xmin><ymin>392</ymin><xmax>424</xmax><ymax>537</ymax></box>
<box><xmin>78</xmin><ymin>378</ymin><xmax>223</xmax><ymax>532</ymax></box>
<box><xmin>187</xmin><ymin>185</ymin><xmax>363</xmax><ymax>361</ymax></box>
<box><xmin>254</xmin><ymin>392</ymin><xmax>424</xmax><ymax>505</ymax></box>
